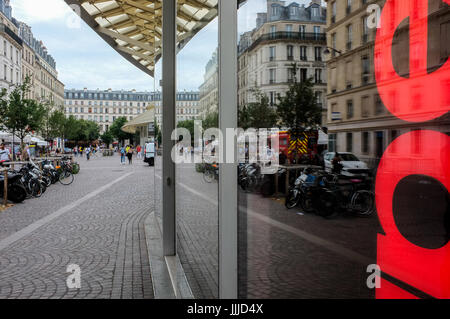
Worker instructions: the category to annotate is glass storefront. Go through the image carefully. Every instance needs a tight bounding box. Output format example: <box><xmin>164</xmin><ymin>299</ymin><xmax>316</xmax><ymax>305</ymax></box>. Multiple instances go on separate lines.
<box><xmin>236</xmin><ymin>0</ymin><xmax>449</xmax><ymax>299</ymax></box>
<box><xmin>176</xmin><ymin>14</ymin><xmax>219</xmax><ymax>298</ymax></box>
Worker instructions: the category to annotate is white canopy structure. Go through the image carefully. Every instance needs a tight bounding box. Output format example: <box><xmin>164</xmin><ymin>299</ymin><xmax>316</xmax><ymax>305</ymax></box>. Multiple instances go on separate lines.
<box><xmin>64</xmin><ymin>0</ymin><xmax>219</xmax><ymax>76</ymax></box>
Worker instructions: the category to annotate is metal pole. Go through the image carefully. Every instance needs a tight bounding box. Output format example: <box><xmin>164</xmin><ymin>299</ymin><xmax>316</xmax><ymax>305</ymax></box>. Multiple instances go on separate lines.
<box><xmin>162</xmin><ymin>0</ymin><xmax>177</xmax><ymax>257</ymax></box>
<box><xmin>3</xmin><ymin>170</ymin><xmax>7</xmax><ymax>207</ymax></box>
<box><xmin>218</xmin><ymin>0</ymin><xmax>238</xmax><ymax>299</ymax></box>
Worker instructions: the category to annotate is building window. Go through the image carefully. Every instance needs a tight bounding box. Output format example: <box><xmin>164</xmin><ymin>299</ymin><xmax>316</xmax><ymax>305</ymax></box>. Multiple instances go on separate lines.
<box><xmin>362</xmin><ymin>16</ymin><xmax>369</xmax><ymax>43</ymax></box>
<box><xmin>362</xmin><ymin>132</ymin><xmax>369</xmax><ymax>154</ymax></box>
<box><xmin>346</xmin><ymin>133</ymin><xmax>353</xmax><ymax>152</ymax></box>
<box><xmin>269</xmin><ymin>92</ymin><xmax>276</xmax><ymax>106</ymax></box>
<box><xmin>329</xmin><ymin>133</ymin><xmax>337</xmax><ymax>152</ymax></box>
<box><xmin>300</xmin><ymin>46</ymin><xmax>307</xmax><ymax>60</ymax></box>
<box><xmin>375</xmin><ymin>94</ymin><xmax>384</xmax><ymax>114</ymax></box>
<box><xmin>269</xmin><ymin>46</ymin><xmax>276</xmax><ymax>61</ymax></box>
<box><xmin>269</xmin><ymin>69</ymin><xmax>276</xmax><ymax>84</ymax></box>
<box><xmin>315</xmin><ymin>69</ymin><xmax>322</xmax><ymax>83</ymax></box>
<box><xmin>299</xmin><ymin>25</ymin><xmax>306</xmax><ymax>37</ymax></box>
<box><xmin>300</xmin><ymin>68</ymin><xmax>307</xmax><ymax>82</ymax></box>
<box><xmin>347</xmin><ymin>24</ymin><xmax>353</xmax><ymax>50</ymax></box>
<box><xmin>347</xmin><ymin>100</ymin><xmax>354</xmax><ymax>118</ymax></box>
<box><xmin>287</xmin><ymin>45</ymin><xmax>293</xmax><ymax>60</ymax></box>
<box><xmin>314</xmin><ymin>47</ymin><xmax>322</xmax><ymax>61</ymax></box>
<box><xmin>362</xmin><ymin>55</ymin><xmax>370</xmax><ymax>85</ymax></box>
<box><xmin>331</xmin><ymin>2</ymin><xmax>336</xmax><ymax>23</ymax></box>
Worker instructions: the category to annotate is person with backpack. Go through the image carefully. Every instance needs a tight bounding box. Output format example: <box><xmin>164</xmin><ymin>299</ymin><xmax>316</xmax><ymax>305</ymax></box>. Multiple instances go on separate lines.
<box><xmin>120</xmin><ymin>146</ymin><xmax>126</xmax><ymax>165</ymax></box>
<box><xmin>127</xmin><ymin>145</ymin><xmax>134</xmax><ymax>165</ymax></box>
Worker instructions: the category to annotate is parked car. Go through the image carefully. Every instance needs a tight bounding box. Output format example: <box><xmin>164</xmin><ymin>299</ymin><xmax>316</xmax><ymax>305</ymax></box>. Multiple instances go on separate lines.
<box><xmin>323</xmin><ymin>152</ymin><xmax>370</xmax><ymax>177</ymax></box>
<box><xmin>144</xmin><ymin>142</ymin><xmax>155</xmax><ymax>166</ymax></box>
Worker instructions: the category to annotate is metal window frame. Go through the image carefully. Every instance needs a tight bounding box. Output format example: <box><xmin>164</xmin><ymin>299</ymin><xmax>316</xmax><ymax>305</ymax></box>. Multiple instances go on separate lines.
<box><xmin>162</xmin><ymin>0</ymin><xmax>177</xmax><ymax>257</ymax></box>
<box><xmin>161</xmin><ymin>0</ymin><xmax>238</xmax><ymax>298</ymax></box>
<box><xmin>218</xmin><ymin>0</ymin><xmax>238</xmax><ymax>299</ymax></box>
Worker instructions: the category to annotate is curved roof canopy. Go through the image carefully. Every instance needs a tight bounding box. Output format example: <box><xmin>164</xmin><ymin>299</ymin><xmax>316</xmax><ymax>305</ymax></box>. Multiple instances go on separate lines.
<box><xmin>64</xmin><ymin>0</ymin><xmax>218</xmax><ymax>77</ymax></box>
<box><xmin>121</xmin><ymin>106</ymin><xmax>155</xmax><ymax>133</ymax></box>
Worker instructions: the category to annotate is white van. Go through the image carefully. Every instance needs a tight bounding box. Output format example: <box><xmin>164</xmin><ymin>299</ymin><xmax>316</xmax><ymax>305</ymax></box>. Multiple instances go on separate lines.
<box><xmin>144</xmin><ymin>142</ymin><xmax>155</xmax><ymax>166</ymax></box>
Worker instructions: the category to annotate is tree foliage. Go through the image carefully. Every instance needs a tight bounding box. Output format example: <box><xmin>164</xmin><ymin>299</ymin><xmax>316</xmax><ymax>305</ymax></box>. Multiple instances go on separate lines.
<box><xmin>154</xmin><ymin>119</ymin><xmax>162</xmax><ymax>146</ymax></box>
<box><xmin>177</xmin><ymin>119</ymin><xmax>195</xmax><ymax>143</ymax></box>
<box><xmin>100</xmin><ymin>129</ymin><xmax>114</xmax><ymax>147</ymax></box>
<box><xmin>239</xmin><ymin>88</ymin><xmax>278</xmax><ymax>130</ymax></box>
<box><xmin>110</xmin><ymin>116</ymin><xmax>133</xmax><ymax>144</ymax></box>
<box><xmin>276</xmin><ymin>65</ymin><xmax>322</xmax><ymax>137</ymax></box>
<box><xmin>202</xmin><ymin>111</ymin><xmax>218</xmax><ymax>130</ymax></box>
<box><xmin>0</xmin><ymin>79</ymin><xmax>46</xmax><ymax>149</ymax></box>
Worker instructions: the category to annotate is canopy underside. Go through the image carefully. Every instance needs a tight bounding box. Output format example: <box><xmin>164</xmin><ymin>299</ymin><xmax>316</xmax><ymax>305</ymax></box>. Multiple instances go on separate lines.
<box><xmin>64</xmin><ymin>0</ymin><xmax>219</xmax><ymax>77</ymax></box>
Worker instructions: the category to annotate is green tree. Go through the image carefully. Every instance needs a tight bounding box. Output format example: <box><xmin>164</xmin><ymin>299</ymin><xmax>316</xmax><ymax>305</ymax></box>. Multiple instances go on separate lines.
<box><xmin>202</xmin><ymin>111</ymin><xmax>218</xmax><ymax>130</ymax></box>
<box><xmin>110</xmin><ymin>116</ymin><xmax>133</xmax><ymax>145</ymax></box>
<box><xmin>244</xmin><ymin>88</ymin><xmax>278</xmax><ymax>129</ymax></box>
<box><xmin>100</xmin><ymin>129</ymin><xmax>114</xmax><ymax>147</ymax></box>
<box><xmin>154</xmin><ymin>120</ymin><xmax>162</xmax><ymax>146</ymax></box>
<box><xmin>177</xmin><ymin>119</ymin><xmax>195</xmax><ymax>144</ymax></box>
<box><xmin>0</xmin><ymin>79</ymin><xmax>46</xmax><ymax>157</ymax></box>
<box><xmin>276</xmin><ymin>64</ymin><xmax>322</xmax><ymax>160</ymax></box>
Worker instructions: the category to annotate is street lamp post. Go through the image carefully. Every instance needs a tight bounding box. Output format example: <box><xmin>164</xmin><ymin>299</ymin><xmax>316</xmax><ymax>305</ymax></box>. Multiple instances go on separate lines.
<box><xmin>323</xmin><ymin>46</ymin><xmax>342</xmax><ymax>56</ymax></box>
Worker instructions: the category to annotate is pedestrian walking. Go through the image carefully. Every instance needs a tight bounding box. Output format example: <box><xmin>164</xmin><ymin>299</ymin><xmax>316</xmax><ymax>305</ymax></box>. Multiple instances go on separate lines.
<box><xmin>127</xmin><ymin>146</ymin><xmax>133</xmax><ymax>165</ymax></box>
<box><xmin>136</xmin><ymin>145</ymin><xmax>142</xmax><ymax>160</ymax></box>
<box><xmin>120</xmin><ymin>146</ymin><xmax>126</xmax><ymax>165</ymax></box>
<box><xmin>86</xmin><ymin>146</ymin><xmax>91</xmax><ymax>161</ymax></box>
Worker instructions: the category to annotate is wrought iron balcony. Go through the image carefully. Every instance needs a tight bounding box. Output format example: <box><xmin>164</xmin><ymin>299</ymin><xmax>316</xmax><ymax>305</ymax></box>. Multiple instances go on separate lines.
<box><xmin>249</xmin><ymin>32</ymin><xmax>326</xmax><ymax>51</ymax></box>
<box><xmin>0</xmin><ymin>24</ymin><xmax>23</xmax><ymax>47</ymax></box>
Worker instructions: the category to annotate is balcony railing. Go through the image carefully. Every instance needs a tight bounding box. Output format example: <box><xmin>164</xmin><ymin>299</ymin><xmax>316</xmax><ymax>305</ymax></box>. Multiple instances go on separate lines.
<box><xmin>249</xmin><ymin>32</ymin><xmax>326</xmax><ymax>51</ymax></box>
<box><xmin>0</xmin><ymin>24</ymin><xmax>23</xmax><ymax>47</ymax></box>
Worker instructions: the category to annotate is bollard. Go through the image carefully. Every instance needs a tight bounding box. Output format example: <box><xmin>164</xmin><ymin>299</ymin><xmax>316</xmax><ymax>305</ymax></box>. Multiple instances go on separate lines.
<box><xmin>3</xmin><ymin>170</ymin><xmax>7</xmax><ymax>207</ymax></box>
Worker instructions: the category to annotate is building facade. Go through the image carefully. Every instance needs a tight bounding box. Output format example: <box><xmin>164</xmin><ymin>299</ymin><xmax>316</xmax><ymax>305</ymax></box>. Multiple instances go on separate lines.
<box><xmin>18</xmin><ymin>21</ymin><xmax>64</xmax><ymax>109</ymax></box>
<box><xmin>325</xmin><ymin>0</ymin><xmax>450</xmax><ymax>167</ymax></box>
<box><xmin>64</xmin><ymin>89</ymin><xmax>200</xmax><ymax>133</ymax></box>
<box><xmin>0</xmin><ymin>7</ymin><xmax>21</xmax><ymax>92</ymax></box>
<box><xmin>238</xmin><ymin>0</ymin><xmax>328</xmax><ymax>125</ymax></box>
<box><xmin>199</xmin><ymin>48</ymin><xmax>218</xmax><ymax>119</ymax></box>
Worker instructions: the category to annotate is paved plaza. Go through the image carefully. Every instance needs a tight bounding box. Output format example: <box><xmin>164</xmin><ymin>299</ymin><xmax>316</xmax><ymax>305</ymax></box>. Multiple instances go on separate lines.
<box><xmin>0</xmin><ymin>153</ymin><xmax>383</xmax><ymax>299</ymax></box>
<box><xmin>0</xmin><ymin>154</ymin><xmax>154</xmax><ymax>299</ymax></box>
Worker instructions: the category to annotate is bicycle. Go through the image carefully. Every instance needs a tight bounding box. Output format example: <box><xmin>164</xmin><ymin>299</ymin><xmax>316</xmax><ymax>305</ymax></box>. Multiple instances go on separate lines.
<box><xmin>203</xmin><ymin>163</ymin><xmax>218</xmax><ymax>183</ymax></box>
<box><xmin>57</xmin><ymin>160</ymin><xmax>75</xmax><ymax>185</ymax></box>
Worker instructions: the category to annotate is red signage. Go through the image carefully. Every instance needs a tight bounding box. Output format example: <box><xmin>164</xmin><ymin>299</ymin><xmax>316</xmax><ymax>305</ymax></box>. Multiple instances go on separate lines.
<box><xmin>374</xmin><ymin>0</ymin><xmax>450</xmax><ymax>298</ymax></box>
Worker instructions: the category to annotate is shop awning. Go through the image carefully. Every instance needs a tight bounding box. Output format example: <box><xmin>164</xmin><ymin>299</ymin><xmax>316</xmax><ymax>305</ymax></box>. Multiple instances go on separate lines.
<box><xmin>64</xmin><ymin>0</ymin><xmax>219</xmax><ymax>77</ymax></box>
<box><xmin>121</xmin><ymin>107</ymin><xmax>155</xmax><ymax>133</ymax></box>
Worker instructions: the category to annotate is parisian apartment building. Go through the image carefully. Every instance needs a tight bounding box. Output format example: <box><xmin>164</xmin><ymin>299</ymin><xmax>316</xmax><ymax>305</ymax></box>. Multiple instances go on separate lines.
<box><xmin>198</xmin><ymin>48</ymin><xmax>218</xmax><ymax>119</ymax></box>
<box><xmin>0</xmin><ymin>1</ymin><xmax>22</xmax><ymax>92</ymax></box>
<box><xmin>325</xmin><ymin>0</ymin><xmax>450</xmax><ymax>167</ymax></box>
<box><xmin>237</xmin><ymin>0</ymin><xmax>328</xmax><ymax>125</ymax></box>
<box><xmin>64</xmin><ymin>88</ymin><xmax>200</xmax><ymax>133</ymax></box>
<box><xmin>0</xmin><ymin>0</ymin><xmax>64</xmax><ymax>108</ymax></box>
<box><xmin>18</xmin><ymin>21</ymin><xmax>65</xmax><ymax>109</ymax></box>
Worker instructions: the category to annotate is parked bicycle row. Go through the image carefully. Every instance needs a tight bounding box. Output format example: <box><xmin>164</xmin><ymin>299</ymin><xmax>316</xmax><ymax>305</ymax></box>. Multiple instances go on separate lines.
<box><xmin>0</xmin><ymin>156</ymin><xmax>80</xmax><ymax>204</ymax></box>
<box><xmin>237</xmin><ymin>162</ymin><xmax>374</xmax><ymax>218</ymax></box>
<box><xmin>285</xmin><ymin>167</ymin><xmax>374</xmax><ymax>218</ymax></box>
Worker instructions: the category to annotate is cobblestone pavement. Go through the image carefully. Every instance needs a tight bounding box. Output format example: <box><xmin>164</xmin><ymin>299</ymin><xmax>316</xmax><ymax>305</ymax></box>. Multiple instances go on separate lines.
<box><xmin>0</xmin><ymin>154</ymin><xmax>154</xmax><ymax>299</ymax></box>
<box><xmin>159</xmin><ymin>158</ymin><xmax>383</xmax><ymax>299</ymax></box>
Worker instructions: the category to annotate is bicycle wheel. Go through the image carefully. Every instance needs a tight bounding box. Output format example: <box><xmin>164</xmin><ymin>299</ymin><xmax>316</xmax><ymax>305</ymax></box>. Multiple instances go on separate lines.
<box><xmin>8</xmin><ymin>183</ymin><xmax>27</xmax><ymax>203</ymax></box>
<box><xmin>30</xmin><ymin>179</ymin><xmax>43</xmax><ymax>198</ymax></box>
<box><xmin>59</xmin><ymin>170</ymin><xmax>74</xmax><ymax>185</ymax></box>
<box><xmin>351</xmin><ymin>190</ymin><xmax>375</xmax><ymax>216</ymax></box>
<box><xmin>203</xmin><ymin>170</ymin><xmax>214</xmax><ymax>183</ymax></box>
<box><xmin>314</xmin><ymin>190</ymin><xmax>337</xmax><ymax>218</ymax></box>
<box><xmin>285</xmin><ymin>189</ymin><xmax>300</xmax><ymax>209</ymax></box>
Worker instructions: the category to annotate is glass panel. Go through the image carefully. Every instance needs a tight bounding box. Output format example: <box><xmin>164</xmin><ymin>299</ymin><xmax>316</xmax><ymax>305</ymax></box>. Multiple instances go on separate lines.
<box><xmin>238</xmin><ymin>0</ymin><xmax>450</xmax><ymax>299</ymax></box>
<box><xmin>176</xmin><ymin>7</ymin><xmax>219</xmax><ymax>298</ymax></box>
